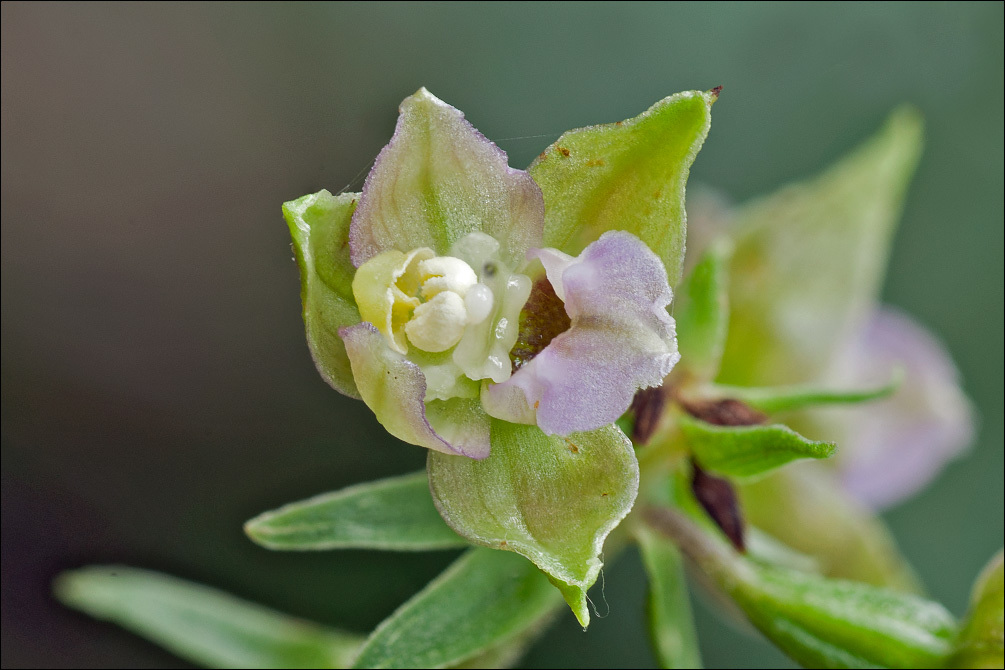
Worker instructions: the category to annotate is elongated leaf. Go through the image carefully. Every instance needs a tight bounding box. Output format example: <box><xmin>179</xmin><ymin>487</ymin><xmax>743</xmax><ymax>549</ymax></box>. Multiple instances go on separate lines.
<box><xmin>428</xmin><ymin>422</ymin><xmax>638</xmax><ymax>625</ymax></box>
<box><xmin>679</xmin><ymin>414</ymin><xmax>835</xmax><ymax>479</ymax></box>
<box><xmin>643</xmin><ymin>508</ymin><xmax>956</xmax><ymax>670</ymax></box>
<box><xmin>740</xmin><ymin>466</ymin><xmax>920</xmax><ymax>592</ymax></box>
<box><xmin>54</xmin><ymin>566</ymin><xmax>362</xmax><ymax>669</ymax></box>
<box><xmin>718</xmin><ymin>108</ymin><xmax>923</xmax><ymax>386</ymax></box>
<box><xmin>529</xmin><ymin>89</ymin><xmax>716</xmax><ymax>285</ymax></box>
<box><xmin>675</xmin><ymin>238</ymin><xmax>732</xmax><ymax>381</ymax></box>
<box><xmin>708</xmin><ymin>372</ymin><xmax>900</xmax><ymax>414</ymax></box>
<box><xmin>284</xmin><ymin>190</ymin><xmax>362</xmax><ymax>398</ymax></box>
<box><xmin>636</xmin><ymin>527</ymin><xmax>702</xmax><ymax>669</ymax></box>
<box><xmin>245</xmin><ymin>471</ymin><xmax>466</xmax><ymax>551</ymax></box>
<box><xmin>951</xmin><ymin>550</ymin><xmax>1004</xmax><ymax>668</ymax></box>
<box><xmin>352</xmin><ymin>548</ymin><xmax>561</xmax><ymax>669</ymax></box>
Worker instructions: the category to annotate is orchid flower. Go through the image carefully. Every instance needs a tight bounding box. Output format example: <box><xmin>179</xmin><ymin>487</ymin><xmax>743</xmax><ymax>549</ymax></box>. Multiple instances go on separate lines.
<box><xmin>283</xmin><ymin>87</ymin><xmax>715</xmax><ymax>620</ymax></box>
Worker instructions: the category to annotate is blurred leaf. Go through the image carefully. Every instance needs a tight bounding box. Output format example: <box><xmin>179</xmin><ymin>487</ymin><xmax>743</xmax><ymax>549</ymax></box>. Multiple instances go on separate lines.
<box><xmin>529</xmin><ymin>89</ymin><xmax>717</xmax><ymax>285</ymax></box>
<box><xmin>428</xmin><ymin>421</ymin><xmax>638</xmax><ymax>624</ymax></box>
<box><xmin>675</xmin><ymin>238</ymin><xmax>732</xmax><ymax>380</ymax></box>
<box><xmin>643</xmin><ymin>508</ymin><xmax>956</xmax><ymax>669</ymax></box>
<box><xmin>679</xmin><ymin>413</ymin><xmax>835</xmax><ymax>479</ymax></box>
<box><xmin>740</xmin><ymin>466</ymin><xmax>920</xmax><ymax>592</ymax></box>
<box><xmin>284</xmin><ymin>190</ymin><xmax>362</xmax><ymax>398</ymax></box>
<box><xmin>245</xmin><ymin>471</ymin><xmax>466</xmax><ymax>552</ymax></box>
<box><xmin>707</xmin><ymin>371</ymin><xmax>900</xmax><ymax>414</ymax></box>
<box><xmin>54</xmin><ymin>566</ymin><xmax>362</xmax><ymax>669</ymax></box>
<box><xmin>352</xmin><ymin>548</ymin><xmax>560</xmax><ymax>669</ymax></box>
<box><xmin>636</xmin><ymin>526</ymin><xmax>703</xmax><ymax>669</ymax></box>
<box><xmin>718</xmin><ymin>108</ymin><xmax>923</xmax><ymax>386</ymax></box>
<box><xmin>951</xmin><ymin>550</ymin><xmax>1004</xmax><ymax>669</ymax></box>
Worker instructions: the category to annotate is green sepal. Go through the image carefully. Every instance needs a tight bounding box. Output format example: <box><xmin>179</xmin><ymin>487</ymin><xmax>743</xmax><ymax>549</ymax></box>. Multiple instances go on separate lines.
<box><xmin>546</xmin><ymin>574</ymin><xmax>591</xmax><ymax>629</ymax></box>
<box><xmin>427</xmin><ymin>421</ymin><xmax>638</xmax><ymax>623</ymax></box>
<box><xmin>675</xmin><ymin>237</ymin><xmax>732</xmax><ymax>381</ymax></box>
<box><xmin>679</xmin><ymin>413</ymin><xmax>835</xmax><ymax>480</ymax></box>
<box><xmin>283</xmin><ymin>189</ymin><xmax>362</xmax><ymax>398</ymax></box>
<box><xmin>529</xmin><ymin>89</ymin><xmax>717</xmax><ymax>285</ymax></box>
<box><xmin>352</xmin><ymin>548</ymin><xmax>561</xmax><ymax>669</ymax></box>
<box><xmin>718</xmin><ymin>107</ymin><xmax>923</xmax><ymax>386</ymax></box>
<box><xmin>54</xmin><ymin>566</ymin><xmax>363</xmax><ymax>669</ymax></box>
<box><xmin>950</xmin><ymin>550</ymin><xmax>1004</xmax><ymax>668</ymax></box>
<box><xmin>636</xmin><ymin>526</ymin><xmax>703</xmax><ymax>669</ymax></box>
<box><xmin>707</xmin><ymin>370</ymin><xmax>901</xmax><ymax>414</ymax></box>
<box><xmin>244</xmin><ymin>471</ymin><xmax>467</xmax><ymax>552</ymax></box>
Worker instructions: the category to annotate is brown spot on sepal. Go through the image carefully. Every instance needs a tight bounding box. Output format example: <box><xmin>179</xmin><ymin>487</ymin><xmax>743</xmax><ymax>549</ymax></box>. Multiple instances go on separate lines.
<box><xmin>680</xmin><ymin>397</ymin><xmax>766</xmax><ymax>426</ymax></box>
<box><xmin>630</xmin><ymin>386</ymin><xmax>668</xmax><ymax>445</ymax></box>
<box><xmin>586</xmin><ymin>158</ymin><xmax>605</xmax><ymax>167</ymax></box>
<box><xmin>690</xmin><ymin>459</ymin><xmax>745</xmax><ymax>552</ymax></box>
<box><xmin>557</xmin><ymin>146</ymin><xmax>571</xmax><ymax>157</ymax></box>
<box><xmin>565</xmin><ymin>440</ymin><xmax>579</xmax><ymax>454</ymax></box>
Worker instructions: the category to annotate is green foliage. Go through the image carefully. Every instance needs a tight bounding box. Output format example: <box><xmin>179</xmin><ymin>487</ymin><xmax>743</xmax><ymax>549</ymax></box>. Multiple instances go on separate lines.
<box><xmin>708</xmin><ymin>372</ymin><xmax>900</xmax><ymax>414</ymax></box>
<box><xmin>54</xmin><ymin>567</ymin><xmax>363</xmax><ymax>669</ymax></box>
<box><xmin>674</xmin><ymin>238</ymin><xmax>732</xmax><ymax>381</ymax></box>
<box><xmin>352</xmin><ymin>548</ymin><xmax>560</xmax><ymax>668</ymax></box>
<box><xmin>245</xmin><ymin>472</ymin><xmax>466</xmax><ymax>551</ymax></box>
<box><xmin>678</xmin><ymin>413</ymin><xmax>835</xmax><ymax>479</ymax></box>
<box><xmin>951</xmin><ymin>551</ymin><xmax>1004</xmax><ymax>668</ymax></box>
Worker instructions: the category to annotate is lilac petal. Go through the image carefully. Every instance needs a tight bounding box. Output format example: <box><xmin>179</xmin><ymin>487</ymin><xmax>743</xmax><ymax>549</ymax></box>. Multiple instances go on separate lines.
<box><xmin>349</xmin><ymin>88</ymin><xmax>544</xmax><ymax>270</ymax></box>
<box><xmin>824</xmin><ymin>307</ymin><xmax>974</xmax><ymax>508</ymax></box>
<box><xmin>341</xmin><ymin>323</ymin><xmax>490</xmax><ymax>459</ymax></box>
<box><xmin>484</xmin><ymin>231</ymin><xmax>680</xmax><ymax>435</ymax></box>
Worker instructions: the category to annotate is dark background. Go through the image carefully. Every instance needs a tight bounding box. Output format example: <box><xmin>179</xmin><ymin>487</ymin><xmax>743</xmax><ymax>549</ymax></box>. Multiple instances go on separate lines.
<box><xmin>2</xmin><ymin>3</ymin><xmax>1002</xmax><ymax>668</ymax></box>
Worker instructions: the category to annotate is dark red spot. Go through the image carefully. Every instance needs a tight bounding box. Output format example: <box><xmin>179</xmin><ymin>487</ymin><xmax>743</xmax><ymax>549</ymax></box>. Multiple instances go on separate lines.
<box><xmin>630</xmin><ymin>386</ymin><xmax>668</xmax><ymax>445</ymax></box>
<box><xmin>680</xmin><ymin>398</ymin><xmax>765</xmax><ymax>426</ymax></box>
<box><xmin>711</xmin><ymin>85</ymin><xmax>723</xmax><ymax>98</ymax></box>
<box><xmin>510</xmin><ymin>278</ymin><xmax>572</xmax><ymax>371</ymax></box>
<box><xmin>691</xmin><ymin>460</ymin><xmax>745</xmax><ymax>552</ymax></box>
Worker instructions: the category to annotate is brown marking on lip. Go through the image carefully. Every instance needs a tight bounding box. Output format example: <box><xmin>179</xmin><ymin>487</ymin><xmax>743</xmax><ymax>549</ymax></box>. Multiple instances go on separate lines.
<box><xmin>510</xmin><ymin>278</ymin><xmax>572</xmax><ymax>371</ymax></box>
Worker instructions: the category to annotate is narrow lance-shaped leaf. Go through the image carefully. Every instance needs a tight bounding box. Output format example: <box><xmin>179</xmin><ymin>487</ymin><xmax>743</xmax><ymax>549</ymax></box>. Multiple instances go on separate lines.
<box><xmin>427</xmin><ymin>421</ymin><xmax>639</xmax><ymax>626</ymax></box>
<box><xmin>718</xmin><ymin>107</ymin><xmax>923</xmax><ymax>386</ymax></box>
<box><xmin>529</xmin><ymin>89</ymin><xmax>717</xmax><ymax>285</ymax></box>
<box><xmin>352</xmin><ymin>548</ymin><xmax>561</xmax><ymax>669</ymax></box>
<box><xmin>675</xmin><ymin>237</ymin><xmax>732</xmax><ymax>381</ymax></box>
<box><xmin>643</xmin><ymin>508</ymin><xmax>957</xmax><ymax>669</ymax></box>
<box><xmin>54</xmin><ymin>566</ymin><xmax>363</xmax><ymax>669</ymax></box>
<box><xmin>244</xmin><ymin>471</ymin><xmax>466</xmax><ymax>552</ymax></box>
<box><xmin>950</xmin><ymin>550</ymin><xmax>1004</xmax><ymax>669</ymax></box>
<box><xmin>284</xmin><ymin>189</ymin><xmax>362</xmax><ymax>398</ymax></box>
<box><xmin>707</xmin><ymin>370</ymin><xmax>900</xmax><ymax>414</ymax></box>
<box><xmin>636</xmin><ymin>526</ymin><xmax>703</xmax><ymax>669</ymax></box>
<box><xmin>679</xmin><ymin>413</ymin><xmax>835</xmax><ymax>480</ymax></box>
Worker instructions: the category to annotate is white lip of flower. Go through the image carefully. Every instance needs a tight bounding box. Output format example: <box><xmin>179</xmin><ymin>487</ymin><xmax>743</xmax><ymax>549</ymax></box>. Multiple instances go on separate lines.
<box><xmin>352</xmin><ymin>233</ymin><xmax>531</xmax><ymax>400</ymax></box>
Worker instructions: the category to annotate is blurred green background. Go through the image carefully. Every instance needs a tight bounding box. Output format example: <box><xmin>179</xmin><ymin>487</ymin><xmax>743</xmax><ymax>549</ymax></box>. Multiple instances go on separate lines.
<box><xmin>2</xmin><ymin>2</ymin><xmax>1001</xmax><ymax>667</ymax></box>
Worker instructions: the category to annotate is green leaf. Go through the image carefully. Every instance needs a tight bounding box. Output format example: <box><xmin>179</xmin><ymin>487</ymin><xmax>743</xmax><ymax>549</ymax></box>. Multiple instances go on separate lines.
<box><xmin>740</xmin><ymin>466</ymin><xmax>921</xmax><ymax>592</ymax></box>
<box><xmin>675</xmin><ymin>238</ymin><xmax>732</xmax><ymax>381</ymax></box>
<box><xmin>735</xmin><ymin>564</ymin><xmax>956</xmax><ymax>669</ymax></box>
<box><xmin>679</xmin><ymin>413</ymin><xmax>835</xmax><ymax>479</ymax></box>
<box><xmin>708</xmin><ymin>371</ymin><xmax>900</xmax><ymax>414</ymax></box>
<box><xmin>427</xmin><ymin>421</ymin><xmax>638</xmax><ymax>621</ymax></box>
<box><xmin>951</xmin><ymin>550</ymin><xmax>1004</xmax><ymax>669</ymax></box>
<box><xmin>636</xmin><ymin>526</ymin><xmax>703</xmax><ymax>669</ymax></box>
<box><xmin>284</xmin><ymin>189</ymin><xmax>362</xmax><ymax>398</ymax></box>
<box><xmin>54</xmin><ymin>566</ymin><xmax>362</xmax><ymax>669</ymax></box>
<box><xmin>643</xmin><ymin>507</ymin><xmax>956</xmax><ymax>670</ymax></box>
<box><xmin>244</xmin><ymin>471</ymin><xmax>466</xmax><ymax>552</ymax></box>
<box><xmin>529</xmin><ymin>89</ymin><xmax>716</xmax><ymax>285</ymax></box>
<box><xmin>718</xmin><ymin>107</ymin><xmax>923</xmax><ymax>386</ymax></box>
<box><xmin>352</xmin><ymin>548</ymin><xmax>561</xmax><ymax>669</ymax></box>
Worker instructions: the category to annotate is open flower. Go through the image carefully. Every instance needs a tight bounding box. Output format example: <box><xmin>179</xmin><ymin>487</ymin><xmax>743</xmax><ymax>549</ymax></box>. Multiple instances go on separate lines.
<box><xmin>291</xmin><ymin>88</ymin><xmax>693</xmax><ymax>460</ymax></box>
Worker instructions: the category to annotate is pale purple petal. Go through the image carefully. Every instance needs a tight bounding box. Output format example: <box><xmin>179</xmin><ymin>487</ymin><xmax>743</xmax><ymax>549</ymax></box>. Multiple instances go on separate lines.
<box><xmin>823</xmin><ymin>307</ymin><xmax>974</xmax><ymax>508</ymax></box>
<box><xmin>349</xmin><ymin>88</ymin><xmax>543</xmax><ymax>269</ymax></box>
<box><xmin>341</xmin><ymin>323</ymin><xmax>490</xmax><ymax>459</ymax></box>
<box><xmin>484</xmin><ymin>231</ymin><xmax>679</xmax><ymax>435</ymax></box>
